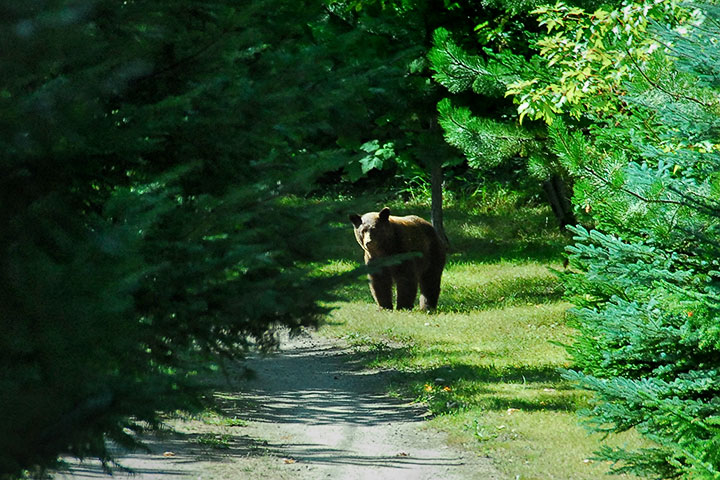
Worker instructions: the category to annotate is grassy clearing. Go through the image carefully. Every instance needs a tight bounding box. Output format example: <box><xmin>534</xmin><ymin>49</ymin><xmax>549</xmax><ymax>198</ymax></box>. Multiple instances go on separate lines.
<box><xmin>316</xmin><ymin>196</ymin><xmax>644</xmax><ymax>480</ymax></box>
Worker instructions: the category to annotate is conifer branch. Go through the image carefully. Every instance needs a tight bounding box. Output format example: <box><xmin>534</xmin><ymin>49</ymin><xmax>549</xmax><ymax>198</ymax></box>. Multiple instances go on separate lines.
<box><xmin>551</xmin><ymin>126</ymin><xmax>685</xmax><ymax>208</ymax></box>
<box><xmin>668</xmin><ymin>185</ymin><xmax>720</xmax><ymax>217</ymax></box>
<box><xmin>582</xmin><ymin>165</ymin><xmax>685</xmax><ymax>207</ymax></box>
<box><xmin>624</xmin><ymin>47</ymin><xmax>712</xmax><ymax>108</ymax></box>
<box><xmin>445</xmin><ymin>113</ymin><xmax>532</xmax><ymax>144</ymax></box>
<box><xmin>439</xmin><ymin>42</ymin><xmax>486</xmax><ymax>78</ymax></box>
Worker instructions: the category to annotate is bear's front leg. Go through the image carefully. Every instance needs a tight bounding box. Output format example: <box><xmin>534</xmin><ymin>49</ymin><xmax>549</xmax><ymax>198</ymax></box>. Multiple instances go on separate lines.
<box><xmin>395</xmin><ymin>269</ymin><xmax>418</xmax><ymax>310</ymax></box>
<box><xmin>369</xmin><ymin>272</ymin><xmax>393</xmax><ymax>309</ymax></box>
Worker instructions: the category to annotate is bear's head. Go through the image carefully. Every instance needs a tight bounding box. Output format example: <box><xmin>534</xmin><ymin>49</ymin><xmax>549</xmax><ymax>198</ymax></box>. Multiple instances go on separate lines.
<box><xmin>349</xmin><ymin>207</ymin><xmax>393</xmax><ymax>257</ymax></box>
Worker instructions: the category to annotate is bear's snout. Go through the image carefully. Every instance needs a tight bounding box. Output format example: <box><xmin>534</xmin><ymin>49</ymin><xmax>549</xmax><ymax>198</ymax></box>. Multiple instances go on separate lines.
<box><xmin>363</xmin><ymin>237</ymin><xmax>384</xmax><ymax>256</ymax></box>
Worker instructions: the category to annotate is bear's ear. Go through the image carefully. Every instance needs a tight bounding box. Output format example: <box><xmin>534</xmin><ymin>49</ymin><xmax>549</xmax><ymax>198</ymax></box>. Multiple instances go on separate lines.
<box><xmin>379</xmin><ymin>207</ymin><xmax>390</xmax><ymax>222</ymax></box>
<box><xmin>349</xmin><ymin>214</ymin><xmax>362</xmax><ymax>228</ymax></box>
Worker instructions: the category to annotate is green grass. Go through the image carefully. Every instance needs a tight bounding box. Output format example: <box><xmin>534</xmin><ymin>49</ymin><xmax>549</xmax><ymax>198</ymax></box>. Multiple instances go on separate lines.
<box><xmin>315</xmin><ymin>196</ymin><xmax>644</xmax><ymax>480</ymax></box>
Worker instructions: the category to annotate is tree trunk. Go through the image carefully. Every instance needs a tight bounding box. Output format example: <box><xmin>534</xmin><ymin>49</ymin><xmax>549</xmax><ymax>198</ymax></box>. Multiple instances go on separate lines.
<box><xmin>542</xmin><ymin>174</ymin><xmax>576</xmax><ymax>229</ymax></box>
<box><xmin>430</xmin><ymin>162</ymin><xmax>450</xmax><ymax>248</ymax></box>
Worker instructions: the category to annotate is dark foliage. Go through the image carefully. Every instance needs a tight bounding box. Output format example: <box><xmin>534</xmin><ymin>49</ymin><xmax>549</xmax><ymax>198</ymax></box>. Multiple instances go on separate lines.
<box><xmin>0</xmin><ymin>0</ymin><xmax>378</xmax><ymax>477</ymax></box>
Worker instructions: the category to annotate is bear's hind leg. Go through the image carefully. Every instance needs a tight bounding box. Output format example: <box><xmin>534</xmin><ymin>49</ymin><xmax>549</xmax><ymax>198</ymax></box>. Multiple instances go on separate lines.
<box><xmin>419</xmin><ymin>266</ymin><xmax>443</xmax><ymax>310</ymax></box>
<box><xmin>369</xmin><ymin>272</ymin><xmax>393</xmax><ymax>309</ymax></box>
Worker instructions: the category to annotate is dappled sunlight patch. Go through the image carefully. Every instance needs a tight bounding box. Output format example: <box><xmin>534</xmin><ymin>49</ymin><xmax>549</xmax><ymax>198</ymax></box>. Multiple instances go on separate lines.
<box><xmin>438</xmin><ymin>278</ymin><xmax>562</xmax><ymax>312</ymax></box>
<box><xmin>314</xmin><ymin>260</ymin><xmax>356</xmax><ymax>275</ymax></box>
<box><xmin>402</xmin><ymin>362</ymin><xmax>585</xmax><ymax>415</ymax></box>
<box><xmin>456</xmin><ymin>222</ymin><xmax>491</xmax><ymax>239</ymax></box>
<box><xmin>439</xmin><ymin>264</ymin><xmax>564</xmax><ymax>313</ymax></box>
<box><xmin>446</xmin><ymin>206</ymin><xmax>568</xmax><ymax>264</ymax></box>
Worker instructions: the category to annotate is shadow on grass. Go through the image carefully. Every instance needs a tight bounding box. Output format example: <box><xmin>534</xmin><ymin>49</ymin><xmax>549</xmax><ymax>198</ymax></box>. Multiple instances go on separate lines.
<box><xmin>329</xmin><ymin>272</ymin><xmax>564</xmax><ymax>313</ymax></box>
<box><xmin>352</xmin><ymin>344</ymin><xmax>581</xmax><ymax>416</ymax></box>
<box><xmin>444</xmin><ymin>208</ymin><xmax>569</xmax><ymax>265</ymax></box>
<box><xmin>449</xmin><ymin>237</ymin><xmax>567</xmax><ymax>265</ymax></box>
<box><xmin>411</xmin><ymin>363</ymin><xmax>580</xmax><ymax>415</ymax></box>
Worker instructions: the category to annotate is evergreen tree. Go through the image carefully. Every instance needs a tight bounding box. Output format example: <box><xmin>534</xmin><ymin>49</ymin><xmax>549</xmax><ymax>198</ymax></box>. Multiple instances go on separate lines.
<box><xmin>325</xmin><ymin>0</ymin><xmax>478</xmax><ymax>245</ymax></box>
<box><xmin>0</xmin><ymin>0</ymin><xmax>375</xmax><ymax>477</ymax></box>
<box><xmin>507</xmin><ymin>1</ymin><xmax>720</xmax><ymax>477</ymax></box>
<box><xmin>429</xmin><ymin>32</ymin><xmax>536</xmax><ymax>218</ymax></box>
<box><xmin>426</xmin><ymin>0</ymin><xmax>595</xmax><ymax>227</ymax></box>
<box><xmin>328</xmin><ymin>0</ymin><xmax>554</xmax><ymax>242</ymax></box>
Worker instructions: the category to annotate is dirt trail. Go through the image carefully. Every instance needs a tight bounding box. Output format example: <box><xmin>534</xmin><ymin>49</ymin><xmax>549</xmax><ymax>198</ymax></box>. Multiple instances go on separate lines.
<box><xmin>57</xmin><ymin>331</ymin><xmax>499</xmax><ymax>479</ymax></box>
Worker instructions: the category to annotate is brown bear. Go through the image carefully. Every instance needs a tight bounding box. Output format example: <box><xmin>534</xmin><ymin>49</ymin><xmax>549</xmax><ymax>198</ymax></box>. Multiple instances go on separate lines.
<box><xmin>349</xmin><ymin>207</ymin><xmax>446</xmax><ymax>310</ymax></box>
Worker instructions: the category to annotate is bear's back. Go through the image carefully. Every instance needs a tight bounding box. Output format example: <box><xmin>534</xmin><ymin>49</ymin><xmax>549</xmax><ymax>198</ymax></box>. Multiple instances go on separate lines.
<box><xmin>389</xmin><ymin>214</ymin><xmax>444</xmax><ymax>258</ymax></box>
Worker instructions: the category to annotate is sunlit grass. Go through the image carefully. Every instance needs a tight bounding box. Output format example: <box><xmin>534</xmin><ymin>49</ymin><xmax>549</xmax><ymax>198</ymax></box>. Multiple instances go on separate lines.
<box><xmin>315</xmin><ymin>197</ymin><xmax>645</xmax><ymax>480</ymax></box>
<box><xmin>327</xmin><ymin>301</ymin><xmax>572</xmax><ymax>367</ymax></box>
<box><xmin>434</xmin><ymin>408</ymin><xmax>643</xmax><ymax>480</ymax></box>
<box><xmin>441</xmin><ymin>261</ymin><xmax>564</xmax><ymax>312</ymax></box>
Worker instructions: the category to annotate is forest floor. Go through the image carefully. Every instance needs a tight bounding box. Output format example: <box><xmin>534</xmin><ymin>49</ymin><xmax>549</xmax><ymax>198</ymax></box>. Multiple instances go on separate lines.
<box><xmin>56</xmin><ymin>329</ymin><xmax>500</xmax><ymax>480</ymax></box>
